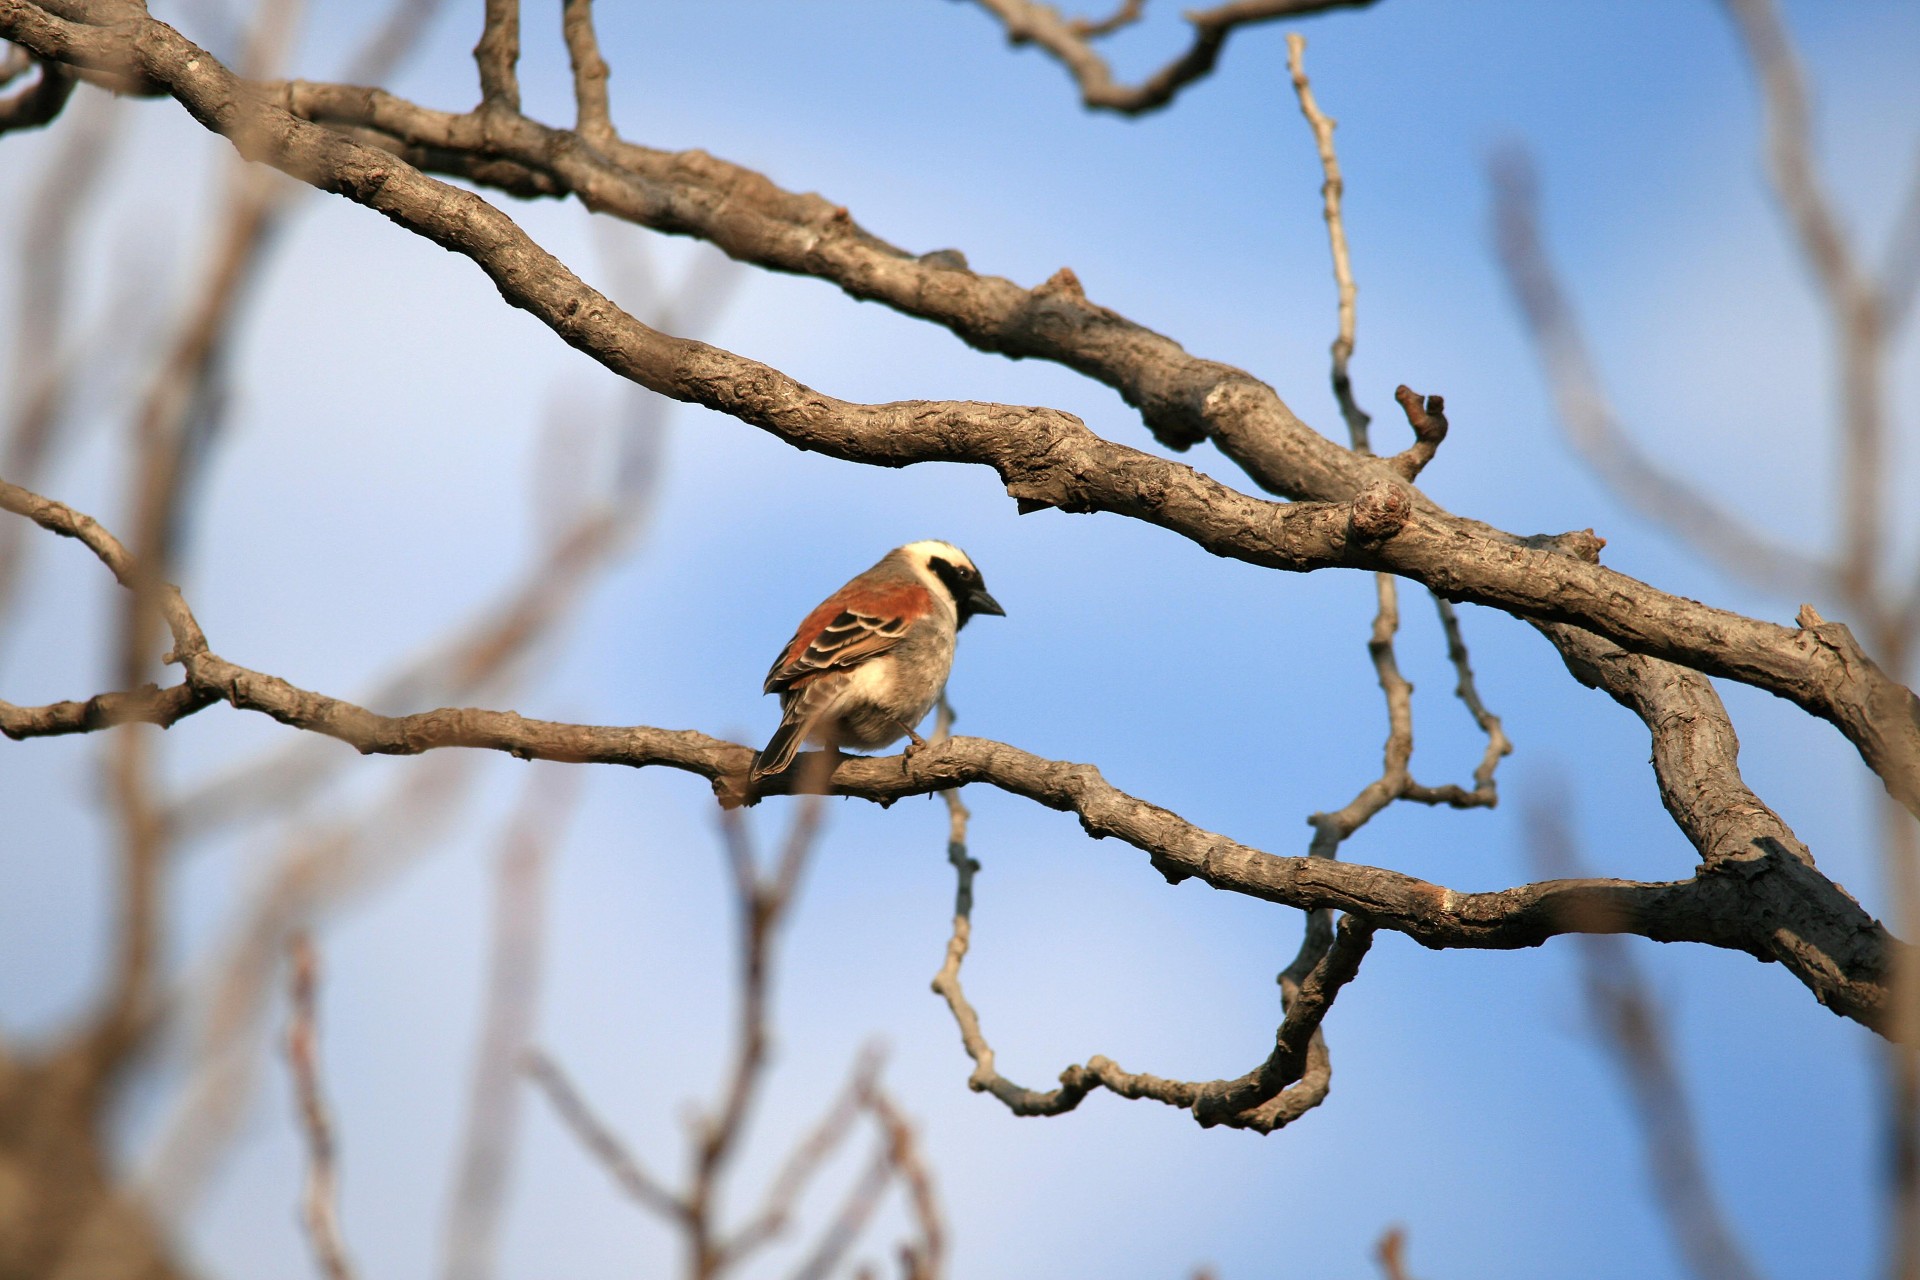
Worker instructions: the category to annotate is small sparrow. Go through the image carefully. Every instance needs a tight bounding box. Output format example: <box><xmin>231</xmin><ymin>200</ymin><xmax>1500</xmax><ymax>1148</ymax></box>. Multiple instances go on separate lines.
<box><xmin>751</xmin><ymin>540</ymin><xmax>1005</xmax><ymax>784</ymax></box>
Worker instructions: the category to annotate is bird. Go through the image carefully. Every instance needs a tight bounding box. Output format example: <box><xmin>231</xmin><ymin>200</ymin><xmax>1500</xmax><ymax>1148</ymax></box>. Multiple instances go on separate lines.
<box><xmin>750</xmin><ymin>540</ymin><xmax>1005</xmax><ymax>785</ymax></box>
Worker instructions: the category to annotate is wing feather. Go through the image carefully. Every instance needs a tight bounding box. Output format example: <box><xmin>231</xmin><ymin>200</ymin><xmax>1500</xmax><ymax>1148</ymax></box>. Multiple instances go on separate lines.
<box><xmin>763</xmin><ymin>583</ymin><xmax>924</xmax><ymax>693</ymax></box>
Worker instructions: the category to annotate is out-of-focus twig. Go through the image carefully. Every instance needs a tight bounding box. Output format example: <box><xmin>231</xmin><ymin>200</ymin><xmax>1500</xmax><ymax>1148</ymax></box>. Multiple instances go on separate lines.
<box><xmin>1721</xmin><ymin>0</ymin><xmax>1888</xmax><ymax>614</ymax></box>
<box><xmin>1491</xmin><ymin>148</ymin><xmax>1831</xmax><ymax>603</ymax></box>
<box><xmin>441</xmin><ymin>765</ymin><xmax>579</xmax><ymax>1280</ymax></box>
<box><xmin>1374</xmin><ymin>1226</ymin><xmax>1418</xmax><ymax>1280</ymax></box>
<box><xmin>139</xmin><ymin>752</ymin><xmax>473</xmax><ymax>1219</ymax></box>
<box><xmin>961</xmin><ymin>0</ymin><xmax>1378</xmax><ymax>116</ymax></box>
<box><xmin>0</xmin><ymin>53</ymin><xmax>73</xmax><ymax>134</ymax></box>
<box><xmin>285</xmin><ymin>932</ymin><xmax>358</xmax><ymax>1280</ymax></box>
<box><xmin>531</xmin><ymin>755</ymin><xmax>938</xmax><ymax>1277</ymax></box>
<box><xmin>166</xmin><ymin>236</ymin><xmax>730</xmax><ymax>838</ymax></box>
<box><xmin>1714</xmin><ymin>7</ymin><xmax>1920</xmax><ymax>1277</ymax></box>
<box><xmin>1530</xmin><ymin>789</ymin><xmax>1766</xmax><ymax>1280</ymax></box>
<box><xmin>862</xmin><ymin>1082</ymin><xmax>944</xmax><ymax>1280</ymax></box>
<box><xmin>0</xmin><ymin>86</ymin><xmax>120</xmax><ymax>634</ymax></box>
<box><xmin>523</xmin><ymin>1048</ymin><xmax>686</xmax><ymax>1220</ymax></box>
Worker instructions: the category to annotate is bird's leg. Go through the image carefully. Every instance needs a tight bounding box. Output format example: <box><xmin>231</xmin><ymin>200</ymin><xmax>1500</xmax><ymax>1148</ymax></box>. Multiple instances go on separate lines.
<box><xmin>900</xmin><ymin>723</ymin><xmax>930</xmax><ymax>763</ymax></box>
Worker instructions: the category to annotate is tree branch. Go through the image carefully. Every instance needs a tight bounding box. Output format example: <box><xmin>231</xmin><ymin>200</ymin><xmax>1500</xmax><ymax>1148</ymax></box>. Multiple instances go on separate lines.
<box><xmin>960</xmin><ymin>0</ymin><xmax>1378</xmax><ymax>116</ymax></box>
<box><xmin>0</xmin><ymin>51</ymin><xmax>70</xmax><ymax>133</ymax></box>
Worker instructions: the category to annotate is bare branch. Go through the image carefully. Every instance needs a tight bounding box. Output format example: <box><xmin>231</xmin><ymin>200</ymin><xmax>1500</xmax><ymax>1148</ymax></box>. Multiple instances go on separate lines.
<box><xmin>723</xmin><ymin>1051</ymin><xmax>880</xmax><ymax>1268</ymax></box>
<box><xmin>442</xmin><ymin>767</ymin><xmax>577</xmax><ymax>1280</ymax></box>
<box><xmin>1374</xmin><ymin>1226</ymin><xmax>1418</xmax><ymax>1280</ymax></box>
<box><xmin>1721</xmin><ymin>0</ymin><xmax>1887</xmax><ymax>609</ymax></box>
<box><xmin>1491</xmin><ymin>147</ymin><xmax>1832</xmax><ymax>602</ymax></box>
<box><xmin>559</xmin><ymin>0</ymin><xmax>610</xmax><ymax>142</ymax></box>
<box><xmin>1066</xmin><ymin>0</ymin><xmax>1141</xmax><ymax>39</ymax></box>
<box><xmin>0</xmin><ymin>51</ymin><xmax>70</xmax><ymax>133</ymax></box>
<box><xmin>1</xmin><ymin>681</ymin><xmax>212</xmax><ymax>738</ymax></box>
<box><xmin>0</xmin><ymin>465</ymin><xmax>1900</xmax><ymax>1029</ymax></box>
<box><xmin>524</xmin><ymin>1048</ymin><xmax>686</xmax><ymax>1219</ymax></box>
<box><xmin>473</xmin><ymin>0</ymin><xmax>517</xmax><ymax>111</ymax></box>
<box><xmin>929</xmin><ymin>698</ymin><xmax>1380</xmax><ymax>1131</ymax></box>
<box><xmin>1285</xmin><ymin>32</ymin><xmax>1365</xmax><ymax>451</ymax></box>
<box><xmin>285</xmin><ymin>932</ymin><xmax>357</xmax><ymax>1280</ymax></box>
<box><xmin>1530</xmin><ymin>792</ymin><xmax>1767</xmax><ymax>1280</ymax></box>
<box><xmin>1432</xmin><ymin>595</ymin><xmax>1511</xmax><ymax>799</ymax></box>
<box><xmin>9</xmin><ymin>15</ymin><xmax>1862</xmax><ymax>804</ymax></box>
<box><xmin>140</xmin><ymin>753</ymin><xmax>473</xmax><ymax>1220</ymax></box>
<box><xmin>962</xmin><ymin>0</ymin><xmax>1379</xmax><ymax>116</ymax></box>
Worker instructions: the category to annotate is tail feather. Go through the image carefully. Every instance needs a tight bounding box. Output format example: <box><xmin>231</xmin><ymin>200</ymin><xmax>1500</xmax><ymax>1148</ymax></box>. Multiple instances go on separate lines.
<box><xmin>751</xmin><ymin>715</ymin><xmax>807</xmax><ymax>783</ymax></box>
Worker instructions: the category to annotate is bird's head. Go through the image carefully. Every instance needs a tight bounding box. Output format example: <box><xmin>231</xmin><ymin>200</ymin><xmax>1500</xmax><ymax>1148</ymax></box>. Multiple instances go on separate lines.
<box><xmin>897</xmin><ymin>540</ymin><xmax>1006</xmax><ymax>626</ymax></box>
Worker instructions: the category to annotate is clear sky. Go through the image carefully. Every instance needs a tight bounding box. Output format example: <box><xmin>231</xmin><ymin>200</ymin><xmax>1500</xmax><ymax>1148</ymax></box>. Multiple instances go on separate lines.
<box><xmin>2</xmin><ymin>1</ymin><xmax>1917</xmax><ymax>1277</ymax></box>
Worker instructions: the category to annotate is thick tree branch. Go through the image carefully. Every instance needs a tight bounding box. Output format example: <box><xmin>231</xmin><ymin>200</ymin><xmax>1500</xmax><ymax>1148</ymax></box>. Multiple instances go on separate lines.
<box><xmin>0</xmin><ymin>472</ymin><xmax>1903</xmax><ymax>1032</ymax></box>
<box><xmin>203</xmin><ymin>69</ymin><xmax>1920</xmax><ymax>809</ymax></box>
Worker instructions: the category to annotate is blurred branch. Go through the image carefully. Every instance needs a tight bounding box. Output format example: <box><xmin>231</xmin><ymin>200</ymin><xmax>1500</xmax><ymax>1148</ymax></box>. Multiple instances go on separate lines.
<box><xmin>285</xmin><ymin>932</ymin><xmax>358</xmax><ymax>1280</ymax></box>
<box><xmin>524</xmin><ymin>1049</ymin><xmax>687</xmax><ymax>1219</ymax></box>
<box><xmin>1882</xmin><ymin>145</ymin><xmax>1920</xmax><ymax>337</ymax></box>
<box><xmin>0</xmin><ymin>86</ymin><xmax>120</xmax><ymax>631</ymax></box>
<box><xmin>1530</xmin><ymin>790</ymin><xmax>1766</xmax><ymax>1280</ymax></box>
<box><xmin>1721</xmin><ymin>0</ymin><xmax>1888</xmax><ymax>611</ymax></box>
<box><xmin>0</xmin><ymin>50</ymin><xmax>71</xmax><ymax>132</ymax></box>
<box><xmin>139</xmin><ymin>752</ymin><xmax>473</xmax><ymax>1218</ymax></box>
<box><xmin>1491</xmin><ymin>147</ymin><xmax>1831</xmax><ymax>603</ymax></box>
<box><xmin>166</xmin><ymin>235</ymin><xmax>721</xmax><ymax>838</ymax></box>
<box><xmin>532</xmin><ymin>771</ymin><xmax>933</xmax><ymax>1278</ymax></box>
<box><xmin>1374</xmin><ymin>1226</ymin><xmax>1418</xmax><ymax>1280</ymax></box>
<box><xmin>959</xmin><ymin>0</ymin><xmax>1379</xmax><ymax>116</ymax></box>
<box><xmin>441</xmin><ymin>766</ymin><xmax>578</xmax><ymax>1280</ymax></box>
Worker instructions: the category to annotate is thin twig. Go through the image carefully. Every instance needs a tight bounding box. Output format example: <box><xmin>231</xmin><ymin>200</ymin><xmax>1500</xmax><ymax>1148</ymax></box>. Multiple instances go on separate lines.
<box><xmin>862</xmin><ymin>1084</ymin><xmax>945</xmax><ymax>1280</ymax></box>
<box><xmin>963</xmin><ymin>0</ymin><xmax>1378</xmax><ymax>116</ymax></box>
<box><xmin>285</xmin><ymin>932</ymin><xmax>357</xmax><ymax>1280</ymax></box>
<box><xmin>1530</xmin><ymin>791</ymin><xmax>1766</xmax><ymax>1280</ymax></box>
<box><xmin>559</xmin><ymin>0</ymin><xmax>611</xmax><ymax>142</ymax></box>
<box><xmin>474</xmin><ymin>0</ymin><xmax>519</xmax><ymax>111</ymax></box>
<box><xmin>1285</xmin><ymin>33</ymin><xmax>1364</xmax><ymax>450</ymax></box>
<box><xmin>1374</xmin><ymin>1226</ymin><xmax>1417</xmax><ymax>1280</ymax></box>
<box><xmin>721</xmin><ymin>1050</ymin><xmax>881</xmax><ymax>1268</ymax></box>
<box><xmin>139</xmin><ymin>752</ymin><xmax>473</xmax><ymax>1220</ymax></box>
<box><xmin>442</xmin><ymin>766</ymin><xmax>579</xmax><ymax>1280</ymax></box>
<box><xmin>524</xmin><ymin>1047</ymin><xmax>687</xmax><ymax>1219</ymax></box>
<box><xmin>1491</xmin><ymin>147</ymin><xmax>1832</xmax><ymax>602</ymax></box>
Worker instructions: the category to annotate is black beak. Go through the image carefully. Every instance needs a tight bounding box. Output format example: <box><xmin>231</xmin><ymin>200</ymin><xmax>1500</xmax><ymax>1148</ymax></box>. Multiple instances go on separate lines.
<box><xmin>967</xmin><ymin>586</ymin><xmax>1006</xmax><ymax>618</ymax></box>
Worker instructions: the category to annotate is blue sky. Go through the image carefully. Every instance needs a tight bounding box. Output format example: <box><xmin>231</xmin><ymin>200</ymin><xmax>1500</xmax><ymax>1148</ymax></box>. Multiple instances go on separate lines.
<box><xmin>2</xmin><ymin>0</ymin><xmax>1917</xmax><ymax>1276</ymax></box>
